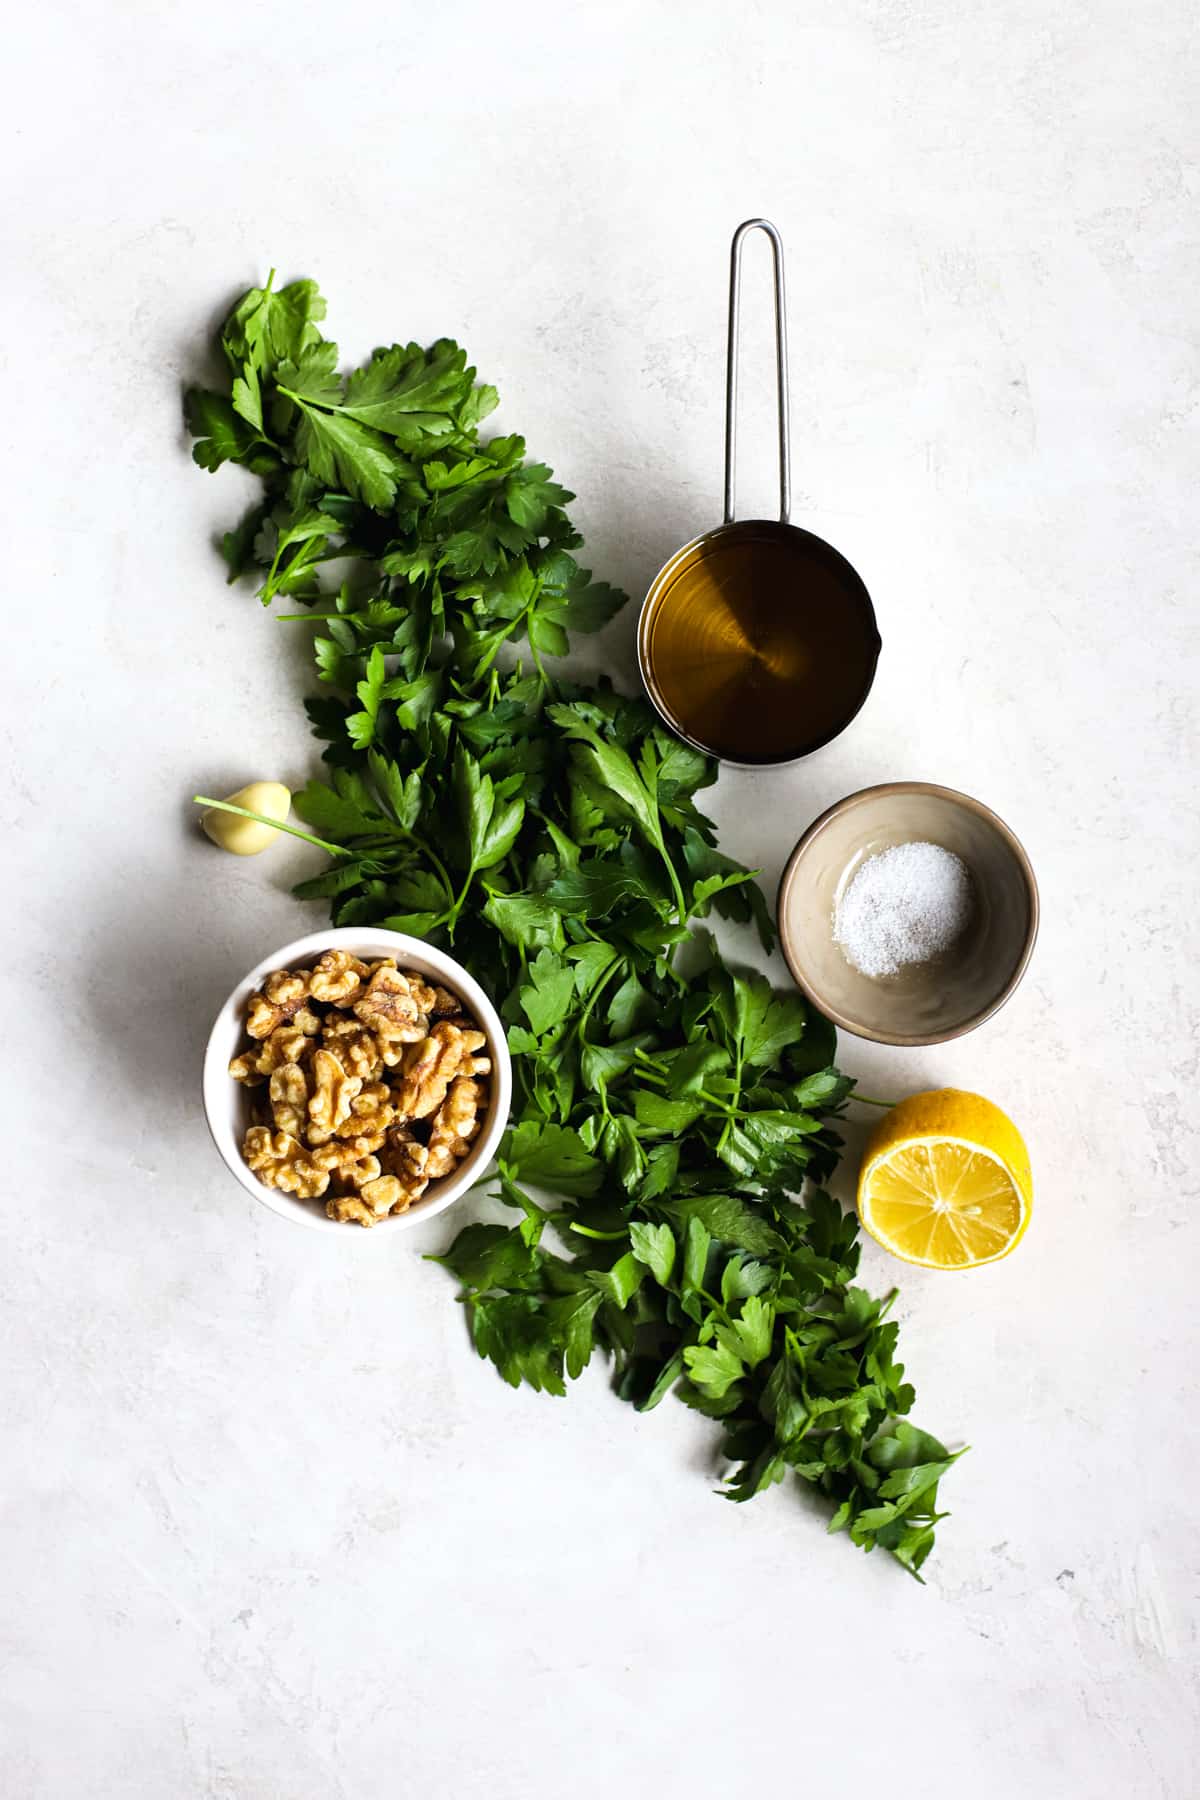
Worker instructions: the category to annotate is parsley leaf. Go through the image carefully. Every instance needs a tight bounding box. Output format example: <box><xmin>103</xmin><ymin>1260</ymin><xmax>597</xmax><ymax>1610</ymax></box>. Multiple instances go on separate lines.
<box><xmin>519</xmin><ymin>950</ymin><xmax>576</xmax><ymax>1037</ymax></box>
<box><xmin>221</xmin><ymin>273</ymin><xmax>327</xmax><ymax>377</ymax></box>
<box><xmin>292</xmin><ymin>404</ymin><xmax>398</xmax><ymax>511</ymax></box>
<box><xmin>499</xmin><ymin>1122</ymin><xmax>602</xmax><ymax>1197</ymax></box>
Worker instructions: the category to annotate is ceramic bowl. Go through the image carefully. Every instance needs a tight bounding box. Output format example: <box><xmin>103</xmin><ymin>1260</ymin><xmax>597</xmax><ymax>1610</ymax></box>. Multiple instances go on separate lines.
<box><xmin>776</xmin><ymin>782</ymin><xmax>1038</xmax><ymax>1046</ymax></box>
<box><xmin>202</xmin><ymin>926</ymin><xmax>512</xmax><ymax>1233</ymax></box>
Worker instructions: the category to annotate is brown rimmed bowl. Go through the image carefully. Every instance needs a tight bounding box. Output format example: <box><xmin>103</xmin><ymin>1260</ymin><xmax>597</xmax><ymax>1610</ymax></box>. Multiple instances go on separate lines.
<box><xmin>776</xmin><ymin>782</ymin><xmax>1039</xmax><ymax>1047</ymax></box>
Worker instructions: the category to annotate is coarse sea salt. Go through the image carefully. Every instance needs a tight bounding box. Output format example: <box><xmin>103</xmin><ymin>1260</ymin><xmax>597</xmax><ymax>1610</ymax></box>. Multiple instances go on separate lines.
<box><xmin>834</xmin><ymin>841</ymin><xmax>972</xmax><ymax>979</ymax></box>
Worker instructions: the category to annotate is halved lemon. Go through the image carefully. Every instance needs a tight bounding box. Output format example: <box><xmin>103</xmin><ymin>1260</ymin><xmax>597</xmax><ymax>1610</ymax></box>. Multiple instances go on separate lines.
<box><xmin>857</xmin><ymin>1088</ymin><xmax>1032</xmax><ymax>1270</ymax></box>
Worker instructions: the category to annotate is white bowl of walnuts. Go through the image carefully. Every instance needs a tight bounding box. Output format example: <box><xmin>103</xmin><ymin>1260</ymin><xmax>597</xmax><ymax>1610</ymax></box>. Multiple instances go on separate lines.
<box><xmin>203</xmin><ymin>927</ymin><xmax>513</xmax><ymax>1232</ymax></box>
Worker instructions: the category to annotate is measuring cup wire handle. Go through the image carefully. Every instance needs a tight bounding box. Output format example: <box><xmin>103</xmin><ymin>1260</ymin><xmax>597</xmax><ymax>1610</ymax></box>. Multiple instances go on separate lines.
<box><xmin>723</xmin><ymin>218</ymin><xmax>792</xmax><ymax>527</ymax></box>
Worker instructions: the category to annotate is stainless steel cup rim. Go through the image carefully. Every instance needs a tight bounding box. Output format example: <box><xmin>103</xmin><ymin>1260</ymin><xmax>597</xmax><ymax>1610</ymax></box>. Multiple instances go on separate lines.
<box><xmin>638</xmin><ymin>517</ymin><xmax>881</xmax><ymax>769</ymax></box>
<box><xmin>636</xmin><ymin>219</ymin><xmax>881</xmax><ymax>768</ymax></box>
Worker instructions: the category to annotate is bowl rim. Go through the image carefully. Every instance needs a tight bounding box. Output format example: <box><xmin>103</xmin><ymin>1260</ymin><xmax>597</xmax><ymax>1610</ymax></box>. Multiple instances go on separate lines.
<box><xmin>776</xmin><ymin>780</ymin><xmax>1040</xmax><ymax>1047</ymax></box>
<box><xmin>202</xmin><ymin>925</ymin><xmax>513</xmax><ymax>1234</ymax></box>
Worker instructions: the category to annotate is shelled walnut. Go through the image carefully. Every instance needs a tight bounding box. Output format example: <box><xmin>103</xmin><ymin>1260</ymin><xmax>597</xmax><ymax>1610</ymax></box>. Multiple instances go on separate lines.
<box><xmin>245</xmin><ymin>969</ymin><xmax>321</xmax><ymax>1039</ymax></box>
<box><xmin>230</xmin><ymin>949</ymin><xmax>492</xmax><ymax>1227</ymax></box>
<box><xmin>392</xmin><ymin>1021</ymin><xmax>490</xmax><ymax>1119</ymax></box>
<box><xmin>424</xmin><ymin>1076</ymin><xmax>486</xmax><ymax>1179</ymax></box>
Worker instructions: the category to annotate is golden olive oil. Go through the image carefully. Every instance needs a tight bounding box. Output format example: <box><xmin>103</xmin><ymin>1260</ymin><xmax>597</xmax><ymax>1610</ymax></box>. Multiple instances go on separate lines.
<box><xmin>641</xmin><ymin>522</ymin><xmax>880</xmax><ymax>764</ymax></box>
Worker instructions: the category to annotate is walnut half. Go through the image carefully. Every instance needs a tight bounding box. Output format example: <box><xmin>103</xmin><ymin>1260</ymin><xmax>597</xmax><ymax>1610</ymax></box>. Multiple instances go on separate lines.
<box><xmin>353</xmin><ymin>966</ymin><xmax>431</xmax><ymax>1045</ymax></box>
<box><xmin>308</xmin><ymin>947</ymin><xmax>368</xmax><ymax>1004</ymax></box>
<box><xmin>245</xmin><ymin>969</ymin><xmax>320</xmax><ymax>1040</ymax></box>
<box><xmin>243</xmin><ymin>1127</ymin><xmax>329</xmax><ymax>1200</ymax></box>
<box><xmin>392</xmin><ymin>1021</ymin><xmax>488</xmax><ymax>1121</ymax></box>
<box><xmin>229</xmin><ymin>1021</ymin><xmax>316</xmax><ymax>1087</ymax></box>
<box><xmin>425</xmin><ymin>1076</ymin><xmax>486</xmax><ymax>1179</ymax></box>
<box><xmin>306</xmin><ymin>1047</ymin><xmax>363</xmax><ymax>1144</ymax></box>
<box><xmin>268</xmin><ymin>1063</ymin><xmax>308</xmax><ymax>1139</ymax></box>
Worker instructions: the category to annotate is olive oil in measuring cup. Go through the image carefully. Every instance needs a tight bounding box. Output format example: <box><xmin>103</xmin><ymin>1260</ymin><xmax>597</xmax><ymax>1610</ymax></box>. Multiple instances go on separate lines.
<box><xmin>641</xmin><ymin>519</ymin><xmax>879</xmax><ymax>764</ymax></box>
<box><xmin>637</xmin><ymin>221</ymin><xmax>881</xmax><ymax>768</ymax></box>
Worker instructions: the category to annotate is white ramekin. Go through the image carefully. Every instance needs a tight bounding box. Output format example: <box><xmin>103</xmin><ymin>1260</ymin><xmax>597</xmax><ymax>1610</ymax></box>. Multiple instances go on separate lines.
<box><xmin>202</xmin><ymin>925</ymin><xmax>513</xmax><ymax>1234</ymax></box>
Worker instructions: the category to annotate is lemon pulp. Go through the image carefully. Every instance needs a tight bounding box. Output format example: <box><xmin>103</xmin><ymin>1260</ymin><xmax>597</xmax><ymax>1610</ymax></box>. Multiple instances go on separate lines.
<box><xmin>857</xmin><ymin>1089</ymin><xmax>1032</xmax><ymax>1271</ymax></box>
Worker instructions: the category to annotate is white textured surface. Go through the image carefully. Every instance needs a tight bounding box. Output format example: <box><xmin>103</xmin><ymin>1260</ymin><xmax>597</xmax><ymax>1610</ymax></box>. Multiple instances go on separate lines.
<box><xmin>4</xmin><ymin>2</ymin><xmax>1199</xmax><ymax>1794</ymax></box>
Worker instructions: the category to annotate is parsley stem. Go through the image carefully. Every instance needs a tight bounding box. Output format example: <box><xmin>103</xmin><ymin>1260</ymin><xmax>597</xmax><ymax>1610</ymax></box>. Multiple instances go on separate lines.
<box><xmin>412</xmin><ymin>835</ymin><xmax>455</xmax><ymax>900</ymax></box>
<box><xmin>661</xmin><ymin>956</ymin><xmax>690</xmax><ymax>993</ymax></box>
<box><xmin>472</xmin><ymin>613</ymin><xmax>524</xmax><ymax>677</ymax></box>
<box><xmin>660</xmin><ymin>851</ymin><xmax>687</xmax><ymax>925</ymax></box>
<box><xmin>697</xmin><ymin>1287</ymin><xmax>730</xmax><ymax>1322</ymax></box>
<box><xmin>576</xmin><ymin>960</ymin><xmax>623</xmax><ymax>1034</ymax></box>
<box><xmin>442</xmin><ymin>863</ymin><xmax>479</xmax><ymax>938</ymax></box>
<box><xmin>529</xmin><ymin>634</ymin><xmax>552</xmax><ymax>693</ymax></box>
<box><xmin>262</xmin><ymin>532</ymin><xmax>317</xmax><ymax>606</ymax></box>
<box><xmin>192</xmin><ymin>797</ymin><xmax>348</xmax><ymax>858</ymax></box>
<box><xmin>696</xmin><ymin>1086</ymin><xmax>738</xmax><ymax>1115</ymax></box>
<box><xmin>850</xmin><ymin>1094</ymin><xmax>894</xmax><ymax>1108</ymax></box>
<box><xmin>718</xmin><ymin>1051</ymin><xmax>746</xmax><ymax>1154</ymax></box>
<box><xmin>567</xmin><ymin>1224</ymin><xmax>627</xmax><ymax>1241</ymax></box>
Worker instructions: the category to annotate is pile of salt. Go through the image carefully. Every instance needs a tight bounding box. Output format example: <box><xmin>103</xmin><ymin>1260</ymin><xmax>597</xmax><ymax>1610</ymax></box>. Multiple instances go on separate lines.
<box><xmin>834</xmin><ymin>841</ymin><xmax>972</xmax><ymax>979</ymax></box>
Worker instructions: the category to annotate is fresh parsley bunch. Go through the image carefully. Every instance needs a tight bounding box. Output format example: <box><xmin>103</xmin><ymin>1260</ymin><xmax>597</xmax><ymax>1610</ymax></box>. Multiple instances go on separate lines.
<box><xmin>186</xmin><ymin>274</ymin><xmax>961</xmax><ymax>1578</ymax></box>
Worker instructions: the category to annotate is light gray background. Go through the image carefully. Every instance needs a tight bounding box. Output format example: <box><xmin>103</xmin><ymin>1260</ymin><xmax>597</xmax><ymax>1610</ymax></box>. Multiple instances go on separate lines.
<box><xmin>5</xmin><ymin>2</ymin><xmax>1198</xmax><ymax>1795</ymax></box>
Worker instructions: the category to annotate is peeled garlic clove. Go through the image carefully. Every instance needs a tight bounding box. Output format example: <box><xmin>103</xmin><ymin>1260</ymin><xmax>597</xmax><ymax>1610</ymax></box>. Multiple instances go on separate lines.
<box><xmin>202</xmin><ymin>781</ymin><xmax>292</xmax><ymax>856</ymax></box>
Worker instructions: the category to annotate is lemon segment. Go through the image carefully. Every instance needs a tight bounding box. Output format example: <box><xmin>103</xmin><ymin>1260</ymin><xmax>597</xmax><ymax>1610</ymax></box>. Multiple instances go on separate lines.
<box><xmin>856</xmin><ymin>1089</ymin><xmax>1032</xmax><ymax>1270</ymax></box>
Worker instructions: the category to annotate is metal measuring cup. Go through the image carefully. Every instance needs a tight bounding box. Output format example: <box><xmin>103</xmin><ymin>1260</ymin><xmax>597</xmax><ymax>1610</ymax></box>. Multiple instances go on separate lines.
<box><xmin>637</xmin><ymin>219</ymin><xmax>882</xmax><ymax>767</ymax></box>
